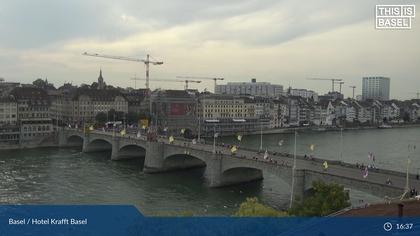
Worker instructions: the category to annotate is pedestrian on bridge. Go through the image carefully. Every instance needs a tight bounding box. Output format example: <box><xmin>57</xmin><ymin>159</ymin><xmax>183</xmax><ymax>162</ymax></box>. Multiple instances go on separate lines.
<box><xmin>323</xmin><ymin>161</ymin><xmax>328</xmax><ymax>171</ymax></box>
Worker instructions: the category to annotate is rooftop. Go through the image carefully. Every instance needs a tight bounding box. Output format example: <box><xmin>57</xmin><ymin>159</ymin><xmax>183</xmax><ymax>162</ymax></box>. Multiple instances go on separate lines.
<box><xmin>337</xmin><ymin>200</ymin><xmax>420</xmax><ymax>216</ymax></box>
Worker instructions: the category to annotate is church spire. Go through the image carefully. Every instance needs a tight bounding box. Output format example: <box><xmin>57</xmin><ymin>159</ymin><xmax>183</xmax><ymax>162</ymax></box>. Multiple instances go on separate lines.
<box><xmin>98</xmin><ymin>69</ymin><xmax>105</xmax><ymax>89</ymax></box>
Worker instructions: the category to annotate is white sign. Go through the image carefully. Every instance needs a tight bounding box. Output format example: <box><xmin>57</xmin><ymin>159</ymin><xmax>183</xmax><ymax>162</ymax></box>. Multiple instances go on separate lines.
<box><xmin>375</xmin><ymin>5</ymin><xmax>415</xmax><ymax>29</ymax></box>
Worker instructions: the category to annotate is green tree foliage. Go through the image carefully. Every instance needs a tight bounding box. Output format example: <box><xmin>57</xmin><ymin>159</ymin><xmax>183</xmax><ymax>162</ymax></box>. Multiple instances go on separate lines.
<box><xmin>91</xmin><ymin>82</ymin><xmax>99</xmax><ymax>89</ymax></box>
<box><xmin>127</xmin><ymin>111</ymin><xmax>140</xmax><ymax>125</ymax></box>
<box><xmin>107</xmin><ymin>109</ymin><xmax>125</xmax><ymax>121</ymax></box>
<box><xmin>234</xmin><ymin>197</ymin><xmax>288</xmax><ymax>217</ymax></box>
<box><xmin>289</xmin><ymin>181</ymin><xmax>350</xmax><ymax>216</ymax></box>
<box><xmin>95</xmin><ymin>112</ymin><xmax>107</xmax><ymax>124</ymax></box>
<box><xmin>32</xmin><ymin>78</ymin><xmax>55</xmax><ymax>90</ymax></box>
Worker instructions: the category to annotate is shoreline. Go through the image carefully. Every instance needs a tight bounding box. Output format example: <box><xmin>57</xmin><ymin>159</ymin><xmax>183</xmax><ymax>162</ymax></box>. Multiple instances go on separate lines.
<box><xmin>231</xmin><ymin>123</ymin><xmax>420</xmax><ymax>137</ymax></box>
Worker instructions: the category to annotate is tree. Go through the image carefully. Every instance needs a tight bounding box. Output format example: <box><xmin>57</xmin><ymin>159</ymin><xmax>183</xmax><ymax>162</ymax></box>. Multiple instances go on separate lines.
<box><xmin>234</xmin><ymin>197</ymin><xmax>288</xmax><ymax>217</ymax></box>
<box><xmin>108</xmin><ymin>109</ymin><xmax>124</xmax><ymax>121</ymax></box>
<box><xmin>32</xmin><ymin>78</ymin><xmax>55</xmax><ymax>90</ymax></box>
<box><xmin>95</xmin><ymin>112</ymin><xmax>107</xmax><ymax>124</ymax></box>
<box><xmin>127</xmin><ymin>111</ymin><xmax>140</xmax><ymax>125</ymax></box>
<box><xmin>288</xmin><ymin>181</ymin><xmax>350</xmax><ymax>216</ymax></box>
<box><xmin>91</xmin><ymin>82</ymin><xmax>99</xmax><ymax>89</ymax></box>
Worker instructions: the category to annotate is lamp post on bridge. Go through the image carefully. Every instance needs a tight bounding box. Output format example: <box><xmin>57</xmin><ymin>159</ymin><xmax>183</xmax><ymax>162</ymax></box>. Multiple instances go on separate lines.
<box><xmin>339</xmin><ymin>127</ymin><xmax>343</xmax><ymax>161</ymax></box>
<box><xmin>289</xmin><ymin>129</ymin><xmax>297</xmax><ymax>209</ymax></box>
<box><xmin>212</xmin><ymin>124</ymin><xmax>217</xmax><ymax>154</ymax></box>
<box><xmin>402</xmin><ymin>144</ymin><xmax>416</xmax><ymax>199</ymax></box>
<box><xmin>259</xmin><ymin>121</ymin><xmax>263</xmax><ymax>151</ymax></box>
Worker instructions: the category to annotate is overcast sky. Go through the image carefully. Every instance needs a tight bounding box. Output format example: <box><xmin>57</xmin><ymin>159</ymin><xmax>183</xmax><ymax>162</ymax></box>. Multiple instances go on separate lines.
<box><xmin>0</xmin><ymin>0</ymin><xmax>419</xmax><ymax>99</ymax></box>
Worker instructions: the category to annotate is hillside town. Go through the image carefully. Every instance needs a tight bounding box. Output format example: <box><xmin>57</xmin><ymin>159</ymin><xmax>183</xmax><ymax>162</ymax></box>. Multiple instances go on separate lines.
<box><xmin>0</xmin><ymin>72</ymin><xmax>419</xmax><ymax>147</ymax></box>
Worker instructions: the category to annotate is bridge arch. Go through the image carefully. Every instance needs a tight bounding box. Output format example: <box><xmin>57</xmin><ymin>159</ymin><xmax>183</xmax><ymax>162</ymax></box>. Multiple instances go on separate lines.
<box><xmin>220</xmin><ymin>167</ymin><xmax>263</xmax><ymax>186</ymax></box>
<box><xmin>117</xmin><ymin>144</ymin><xmax>146</xmax><ymax>160</ymax></box>
<box><xmin>66</xmin><ymin>135</ymin><xmax>84</xmax><ymax>147</ymax></box>
<box><xmin>84</xmin><ymin>138</ymin><xmax>113</xmax><ymax>153</ymax></box>
<box><xmin>162</xmin><ymin>153</ymin><xmax>207</xmax><ymax>172</ymax></box>
<box><xmin>220</xmin><ymin>158</ymin><xmax>294</xmax><ymax>187</ymax></box>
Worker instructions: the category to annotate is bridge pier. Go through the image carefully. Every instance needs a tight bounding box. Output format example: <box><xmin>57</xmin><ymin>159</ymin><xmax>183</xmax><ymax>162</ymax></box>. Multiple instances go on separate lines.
<box><xmin>204</xmin><ymin>154</ymin><xmax>223</xmax><ymax>187</ymax></box>
<box><xmin>58</xmin><ymin>130</ymin><xmax>68</xmax><ymax>148</ymax></box>
<box><xmin>291</xmin><ymin>169</ymin><xmax>306</xmax><ymax>205</ymax></box>
<box><xmin>143</xmin><ymin>141</ymin><xmax>165</xmax><ymax>173</ymax></box>
<box><xmin>110</xmin><ymin>138</ymin><xmax>120</xmax><ymax>161</ymax></box>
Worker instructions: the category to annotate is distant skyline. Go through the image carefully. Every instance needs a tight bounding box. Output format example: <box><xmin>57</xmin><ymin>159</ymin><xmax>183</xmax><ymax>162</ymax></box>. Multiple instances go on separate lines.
<box><xmin>0</xmin><ymin>0</ymin><xmax>419</xmax><ymax>99</ymax></box>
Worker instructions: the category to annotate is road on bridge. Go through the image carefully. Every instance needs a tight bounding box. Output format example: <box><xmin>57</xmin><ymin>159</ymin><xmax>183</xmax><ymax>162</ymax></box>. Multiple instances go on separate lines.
<box><xmin>81</xmin><ymin>129</ymin><xmax>420</xmax><ymax>199</ymax></box>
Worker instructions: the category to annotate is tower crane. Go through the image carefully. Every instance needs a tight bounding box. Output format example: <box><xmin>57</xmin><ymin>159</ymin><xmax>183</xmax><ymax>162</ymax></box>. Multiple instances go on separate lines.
<box><xmin>82</xmin><ymin>52</ymin><xmax>163</xmax><ymax>90</ymax></box>
<box><xmin>349</xmin><ymin>86</ymin><xmax>356</xmax><ymax>99</ymax></box>
<box><xmin>411</xmin><ymin>92</ymin><xmax>420</xmax><ymax>99</ymax></box>
<box><xmin>131</xmin><ymin>78</ymin><xmax>201</xmax><ymax>90</ymax></box>
<box><xmin>307</xmin><ymin>78</ymin><xmax>343</xmax><ymax>92</ymax></box>
<box><xmin>176</xmin><ymin>76</ymin><xmax>224</xmax><ymax>92</ymax></box>
<box><xmin>336</xmin><ymin>81</ymin><xmax>345</xmax><ymax>94</ymax></box>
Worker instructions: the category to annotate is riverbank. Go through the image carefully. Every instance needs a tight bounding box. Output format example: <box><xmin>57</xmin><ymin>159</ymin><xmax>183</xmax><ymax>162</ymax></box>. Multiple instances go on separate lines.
<box><xmin>0</xmin><ymin>135</ymin><xmax>59</xmax><ymax>150</ymax></box>
<box><xmin>241</xmin><ymin>123</ymin><xmax>420</xmax><ymax>136</ymax></box>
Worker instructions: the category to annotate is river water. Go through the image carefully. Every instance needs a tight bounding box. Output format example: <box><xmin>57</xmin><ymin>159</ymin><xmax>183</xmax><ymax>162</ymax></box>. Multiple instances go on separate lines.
<box><xmin>0</xmin><ymin>127</ymin><xmax>419</xmax><ymax>216</ymax></box>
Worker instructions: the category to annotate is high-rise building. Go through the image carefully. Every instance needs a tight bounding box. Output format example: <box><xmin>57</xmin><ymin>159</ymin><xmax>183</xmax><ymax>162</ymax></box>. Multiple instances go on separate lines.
<box><xmin>362</xmin><ymin>76</ymin><xmax>390</xmax><ymax>101</ymax></box>
<box><xmin>215</xmin><ymin>79</ymin><xmax>283</xmax><ymax>97</ymax></box>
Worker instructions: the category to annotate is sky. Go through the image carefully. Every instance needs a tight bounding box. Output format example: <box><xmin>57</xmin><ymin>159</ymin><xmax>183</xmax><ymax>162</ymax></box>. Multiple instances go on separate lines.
<box><xmin>0</xmin><ymin>0</ymin><xmax>419</xmax><ymax>99</ymax></box>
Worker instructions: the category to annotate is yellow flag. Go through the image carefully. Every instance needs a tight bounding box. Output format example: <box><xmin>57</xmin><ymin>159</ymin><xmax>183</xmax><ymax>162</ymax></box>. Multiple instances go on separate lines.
<box><xmin>323</xmin><ymin>161</ymin><xmax>328</xmax><ymax>169</ymax></box>
<box><xmin>120</xmin><ymin>129</ymin><xmax>126</xmax><ymax>136</ymax></box>
<box><xmin>310</xmin><ymin>144</ymin><xmax>315</xmax><ymax>151</ymax></box>
<box><xmin>237</xmin><ymin>134</ymin><xmax>242</xmax><ymax>142</ymax></box>
<box><xmin>169</xmin><ymin>136</ymin><xmax>174</xmax><ymax>144</ymax></box>
<box><xmin>181</xmin><ymin>128</ymin><xmax>185</xmax><ymax>134</ymax></box>
<box><xmin>89</xmin><ymin>125</ymin><xmax>94</xmax><ymax>131</ymax></box>
<box><xmin>231</xmin><ymin>145</ymin><xmax>237</xmax><ymax>153</ymax></box>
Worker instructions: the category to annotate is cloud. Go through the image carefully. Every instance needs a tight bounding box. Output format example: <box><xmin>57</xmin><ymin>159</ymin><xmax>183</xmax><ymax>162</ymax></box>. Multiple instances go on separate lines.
<box><xmin>0</xmin><ymin>0</ymin><xmax>419</xmax><ymax>99</ymax></box>
<box><xmin>0</xmin><ymin>0</ymin><xmax>376</xmax><ymax>48</ymax></box>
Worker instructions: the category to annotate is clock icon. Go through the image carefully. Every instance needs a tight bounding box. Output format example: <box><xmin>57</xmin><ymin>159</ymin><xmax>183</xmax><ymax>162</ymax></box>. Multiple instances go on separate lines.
<box><xmin>384</xmin><ymin>222</ymin><xmax>393</xmax><ymax>232</ymax></box>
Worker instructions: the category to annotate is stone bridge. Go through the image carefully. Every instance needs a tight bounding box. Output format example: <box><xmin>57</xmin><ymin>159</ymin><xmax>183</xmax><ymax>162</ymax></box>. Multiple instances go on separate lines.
<box><xmin>59</xmin><ymin>129</ymin><xmax>420</xmax><ymax>204</ymax></box>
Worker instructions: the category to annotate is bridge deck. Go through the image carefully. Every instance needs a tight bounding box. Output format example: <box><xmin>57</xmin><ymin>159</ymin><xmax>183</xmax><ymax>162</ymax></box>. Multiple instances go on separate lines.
<box><xmin>67</xmin><ymin>129</ymin><xmax>420</xmax><ymax>196</ymax></box>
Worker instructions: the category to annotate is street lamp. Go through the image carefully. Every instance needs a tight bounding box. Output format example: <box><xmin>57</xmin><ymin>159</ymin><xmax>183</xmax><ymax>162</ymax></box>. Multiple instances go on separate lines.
<box><xmin>259</xmin><ymin>120</ymin><xmax>263</xmax><ymax>151</ymax></box>
<box><xmin>289</xmin><ymin>129</ymin><xmax>297</xmax><ymax>208</ymax></box>
<box><xmin>402</xmin><ymin>144</ymin><xmax>416</xmax><ymax>199</ymax></box>
<box><xmin>339</xmin><ymin>127</ymin><xmax>343</xmax><ymax>161</ymax></box>
<box><xmin>212</xmin><ymin>124</ymin><xmax>217</xmax><ymax>154</ymax></box>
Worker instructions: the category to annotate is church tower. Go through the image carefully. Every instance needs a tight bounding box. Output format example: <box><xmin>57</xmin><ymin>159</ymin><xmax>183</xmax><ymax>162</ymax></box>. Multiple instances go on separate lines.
<box><xmin>98</xmin><ymin>69</ymin><xmax>105</xmax><ymax>89</ymax></box>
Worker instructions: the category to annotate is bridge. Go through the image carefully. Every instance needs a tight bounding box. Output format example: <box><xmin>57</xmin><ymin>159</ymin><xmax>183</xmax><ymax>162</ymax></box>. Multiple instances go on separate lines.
<box><xmin>59</xmin><ymin>129</ymin><xmax>420</xmax><ymax>204</ymax></box>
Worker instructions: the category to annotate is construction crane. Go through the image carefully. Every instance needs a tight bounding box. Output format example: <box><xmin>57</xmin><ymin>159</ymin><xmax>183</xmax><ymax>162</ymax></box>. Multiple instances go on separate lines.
<box><xmin>131</xmin><ymin>78</ymin><xmax>201</xmax><ymax>90</ymax></box>
<box><xmin>336</xmin><ymin>81</ymin><xmax>345</xmax><ymax>94</ymax></box>
<box><xmin>307</xmin><ymin>78</ymin><xmax>343</xmax><ymax>92</ymax></box>
<box><xmin>349</xmin><ymin>86</ymin><xmax>356</xmax><ymax>99</ymax></box>
<box><xmin>411</xmin><ymin>92</ymin><xmax>420</xmax><ymax>99</ymax></box>
<box><xmin>82</xmin><ymin>52</ymin><xmax>163</xmax><ymax>90</ymax></box>
<box><xmin>176</xmin><ymin>76</ymin><xmax>224</xmax><ymax>92</ymax></box>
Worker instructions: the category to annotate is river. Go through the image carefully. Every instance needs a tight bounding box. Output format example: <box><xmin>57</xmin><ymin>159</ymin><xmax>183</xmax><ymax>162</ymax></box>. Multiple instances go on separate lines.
<box><xmin>0</xmin><ymin>127</ymin><xmax>419</xmax><ymax>216</ymax></box>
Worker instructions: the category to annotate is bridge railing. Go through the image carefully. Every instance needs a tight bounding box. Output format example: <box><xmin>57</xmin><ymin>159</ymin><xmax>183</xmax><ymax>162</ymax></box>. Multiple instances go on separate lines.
<box><xmin>63</xmin><ymin>129</ymin><xmax>418</xmax><ymax>179</ymax></box>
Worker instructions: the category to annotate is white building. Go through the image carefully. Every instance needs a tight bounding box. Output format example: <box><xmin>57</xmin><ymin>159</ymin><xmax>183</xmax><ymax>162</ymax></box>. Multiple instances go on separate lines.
<box><xmin>289</xmin><ymin>88</ymin><xmax>319</xmax><ymax>102</ymax></box>
<box><xmin>0</xmin><ymin>96</ymin><xmax>17</xmax><ymax>125</ymax></box>
<box><xmin>362</xmin><ymin>76</ymin><xmax>390</xmax><ymax>101</ymax></box>
<box><xmin>215</xmin><ymin>79</ymin><xmax>283</xmax><ymax>97</ymax></box>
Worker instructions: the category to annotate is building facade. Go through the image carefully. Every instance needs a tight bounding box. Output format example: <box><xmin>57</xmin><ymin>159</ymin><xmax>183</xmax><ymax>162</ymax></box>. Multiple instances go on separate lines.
<box><xmin>215</xmin><ymin>79</ymin><xmax>283</xmax><ymax>97</ymax></box>
<box><xmin>289</xmin><ymin>88</ymin><xmax>319</xmax><ymax>102</ymax></box>
<box><xmin>362</xmin><ymin>76</ymin><xmax>390</xmax><ymax>101</ymax></box>
<box><xmin>10</xmin><ymin>87</ymin><xmax>53</xmax><ymax>144</ymax></box>
<box><xmin>152</xmin><ymin>90</ymin><xmax>198</xmax><ymax>135</ymax></box>
<box><xmin>0</xmin><ymin>96</ymin><xmax>19</xmax><ymax>145</ymax></box>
